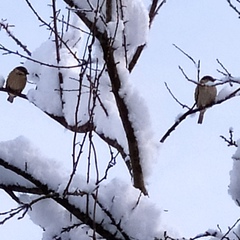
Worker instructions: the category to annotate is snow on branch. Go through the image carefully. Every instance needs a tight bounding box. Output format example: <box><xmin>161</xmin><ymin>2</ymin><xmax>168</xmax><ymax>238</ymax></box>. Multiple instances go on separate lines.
<box><xmin>0</xmin><ymin>137</ymin><xmax>164</xmax><ymax>240</ymax></box>
<box><xmin>54</xmin><ymin>0</ymin><xmax>162</xmax><ymax>195</ymax></box>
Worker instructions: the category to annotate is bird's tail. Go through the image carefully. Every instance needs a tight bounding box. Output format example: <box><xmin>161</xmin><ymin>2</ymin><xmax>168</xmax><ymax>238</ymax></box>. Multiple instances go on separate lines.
<box><xmin>7</xmin><ymin>95</ymin><xmax>14</xmax><ymax>103</ymax></box>
<box><xmin>197</xmin><ymin>110</ymin><xmax>205</xmax><ymax>124</ymax></box>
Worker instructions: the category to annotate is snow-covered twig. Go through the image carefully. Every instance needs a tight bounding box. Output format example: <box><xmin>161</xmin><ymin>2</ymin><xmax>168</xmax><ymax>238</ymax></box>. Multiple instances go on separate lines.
<box><xmin>91</xmin><ymin>192</ymin><xmax>131</xmax><ymax>240</ymax></box>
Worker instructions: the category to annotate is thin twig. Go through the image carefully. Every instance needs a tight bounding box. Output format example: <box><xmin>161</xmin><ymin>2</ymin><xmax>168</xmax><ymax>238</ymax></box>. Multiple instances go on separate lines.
<box><xmin>173</xmin><ymin>44</ymin><xmax>197</xmax><ymax>66</ymax></box>
<box><xmin>220</xmin><ymin>218</ymin><xmax>240</xmax><ymax>239</ymax></box>
<box><xmin>217</xmin><ymin>59</ymin><xmax>232</xmax><ymax>77</ymax></box>
<box><xmin>149</xmin><ymin>0</ymin><xmax>167</xmax><ymax>27</ymax></box>
<box><xmin>0</xmin><ymin>44</ymin><xmax>86</xmax><ymax>69</ymax></box>
<box><xmin>0</xmin><ymin>21</ymin><xmax>31</xmax><ymax>56</ymax></box>
<box><xmin>164</xmin><ymin>82</ymin><xmax>191</xmax><ymax>109</ymax></box>
<box><xmin>220</xmin><ymin>128</ymin><xmax>238</xmax><ymax>147</ymax></box>
<box><xmin>178</xmin><ymin>66</ymin><xmax>199</xmax><ymax>85</ymax></box>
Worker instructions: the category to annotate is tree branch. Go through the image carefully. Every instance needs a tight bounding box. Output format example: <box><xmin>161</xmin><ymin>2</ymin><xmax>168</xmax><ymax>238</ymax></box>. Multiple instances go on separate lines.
<box><xmin>160</xmin><ymin>87</ymin><xmax>240</xmax><ymax>143</ymax></box>
<box><xmin>129</xmin><ymin>0</ymin><xmax>167</xmax><ymax>72</ymax></box>
<box><xmin>0</xmin><ymin>21</ymin><xmax>32</xmax><ymax>56</ymax></box>
<box><xmin>63</xmin><ymin>0</ymin><xmax>148</xmax><ymax>195</ymax></box>
<box><xmin>0</xmin><ymin>157</ymin><xmax>128</xmax><ymax>240</ymax></box>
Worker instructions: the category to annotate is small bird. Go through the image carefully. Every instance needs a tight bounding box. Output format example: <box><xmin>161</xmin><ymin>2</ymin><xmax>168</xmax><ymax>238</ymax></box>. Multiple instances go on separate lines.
<box><xmin>195</xmin><ymin>75</ymin><xmax>217</xmax><ymax>124</ymax></box>
<box><xmin>6</xmin><ymin>66</ymin><xmax>28</xmax><ymax>103</ymax></box>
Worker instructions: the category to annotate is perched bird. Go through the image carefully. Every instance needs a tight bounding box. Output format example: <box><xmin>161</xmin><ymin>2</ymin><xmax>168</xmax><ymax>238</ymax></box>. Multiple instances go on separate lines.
<box><xmin>6</xmin><ymin>66</ymin><xmax>28</xmax><ymax>103</ymax></box>
<box><xmin>195</xmin><ymin>75</ymin><xmax>217</xmax><ymax>124</ymax></box>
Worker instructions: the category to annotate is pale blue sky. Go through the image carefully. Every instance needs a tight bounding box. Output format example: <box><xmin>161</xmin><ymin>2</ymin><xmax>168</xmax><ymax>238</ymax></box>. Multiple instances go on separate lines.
<box><xmin>1</xmin><ymin>0</ymin><xmax>240</xmax><ymax>239</ymax></box>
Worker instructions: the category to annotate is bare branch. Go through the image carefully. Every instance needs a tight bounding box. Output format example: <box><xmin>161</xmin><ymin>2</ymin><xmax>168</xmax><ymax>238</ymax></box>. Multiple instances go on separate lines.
<box><xmin>106</xmin><ymin>0</ymin><xmax>112</xmax><ymax>23</ymax></box>
<box><xmin>149</xmin><ymin>0</ymin><xmax>167</xmax><ymax>27</ymax></box>
<box><xmin>51</xmin><ymin>0</ymin><xmax>65</xmax><ymax>109</ymax></box>
<box><xmin>96</xmin><ymin>146</ymin><xmax>119</xmax><ymax>184</ymax></box>
<box><xmin>160</xmin><ymin>87</ymin><xmax>240</xmax><ymax>143</ymax></box>
<box><xmin>0</xmin><ymin>44</ymin><xmax>86</xmax><ymax>69</ymax></box>
<box><xmin>164</xmin><ymin>82</ymin><xmax>192</xmax><ymax>110</ymax></box>
<box><xmin>220</xmin><ymin>128</ymin><xmax>238</xmax><ymax>147</ymax></box>
<box><xmin>0</xmin><ymin>21</ymin><xmax>31</xmax><ymax>56</ymax></box>
<box><xmin>0</xmin><ymin>204</ymin><xmax>27</xmax><ymax>225</ymax></box>
<box><xmin>216</xmin><ymin>59</ymin><xmax>232</xmax><ymax>77</ymax></box>
<box><xmin>221</xmin><ymin>218</ymin><xmax>240</xmax><ymax>239</ymax></box>
<box><xmin>173</xmin><ymin>44</ymin><xmax>197</xmax><ymax>66</ymax></box>
<box><xmin>129</xmin><ymin>0</ymin><xmax>167</xmax><ymax>72</ymax></box>
<box><xmin>128</xmin><ymin>45</ymin><xmax>145</xmax><ymax>72</ymax></box>
<box><xmin>227</xmin><ymin>0</ymin><xmax>240</xmax><ymax>15</ymax></box>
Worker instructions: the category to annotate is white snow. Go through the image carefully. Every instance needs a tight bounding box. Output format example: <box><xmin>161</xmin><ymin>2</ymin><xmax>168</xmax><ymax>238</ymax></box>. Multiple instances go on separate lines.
<box><xmin>216</xmin><ymin>84</ymin><xmax>238</xmax><ymax>102</ymax></box>
<box><xmin>0</xmin><ymin>136</ymin><xmax>166</xmax><ymax>239</ymax></box>
<box><xmin>118</xmin><ymin>63</ymin><xmax>159</xmax><ymax>180</ymax></box>
<box><xmin>216</xmin><ymin>76</ymin><xmax>240</xmax><ymax>101</ymax></box>
<box><xmin>25</xmin><ymin>40</ymin><xmax>63</xmax><ymax>116</ymax></box>
<box><xmin>0</xmin><ymin>136</ymin><xmax>63</xmax><ymax>190</ymax></box>
<box><xmin>23</xmin><ymin>0</ymin><xmax>156</xmax><ymax>183</ymax></box>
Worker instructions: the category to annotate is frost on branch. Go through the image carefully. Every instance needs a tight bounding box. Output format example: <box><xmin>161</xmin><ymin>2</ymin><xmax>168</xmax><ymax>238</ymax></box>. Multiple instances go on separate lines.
<box><xmin>0</xmin><ymin>137</ymin><xmax>164</xmax><ymax>240</ymax></box>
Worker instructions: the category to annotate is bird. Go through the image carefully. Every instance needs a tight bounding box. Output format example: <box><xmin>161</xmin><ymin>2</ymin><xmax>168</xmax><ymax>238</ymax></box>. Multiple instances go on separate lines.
<box><xmin>194</xmin><ymin>75</ymin><xmax>217</xmax><ymax>124</ymax></box>
<box><xmin>6</xmin><ymin>66</ymin><xmax>28</xmax><ymax>103</ymax></box>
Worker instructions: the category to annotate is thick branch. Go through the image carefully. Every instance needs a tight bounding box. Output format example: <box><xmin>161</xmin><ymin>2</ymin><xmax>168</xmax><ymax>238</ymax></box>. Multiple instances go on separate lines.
<box><xmin>63</xmin><ymin>0</ymin><xmax>148</xmax><ymax>195</ymax></box>
<box><xmin>101</xmin><ymin>42</ymin><xmax>147</xmax><ymax>195</ymax></box>
<box><xmin>0</xmin><ymin>184</ymin><xmax>43</xmax><ymax>195</ymax></box>
<box><xmin>128</xmin><ymin>45</ymin><xmax>145</xmax><ymax>73</ymax></box>
<box><xmin>0</xmin><ymin>87</ymin><xmax>94</xmax><ymax>132</ymax></box>
<box><xmin>0</xmin><ymin>87</ymin><xmax>129</xmax><ymax>173</ymax></box>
